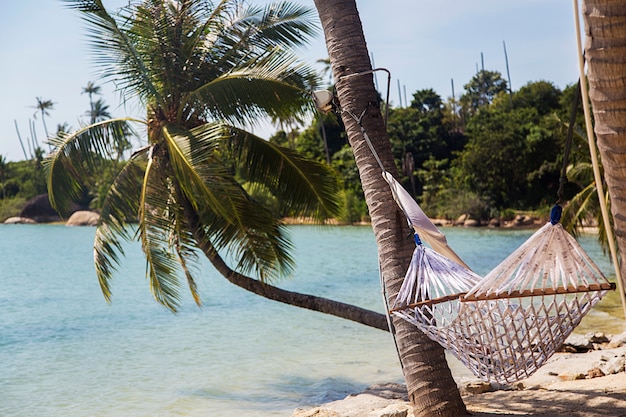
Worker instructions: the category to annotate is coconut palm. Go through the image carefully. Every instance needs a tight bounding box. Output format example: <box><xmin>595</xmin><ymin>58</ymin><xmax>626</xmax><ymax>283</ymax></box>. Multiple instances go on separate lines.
<box><xmin>86</xmin><ymin>98</ymin><xmax>110</xmax><ymax>123</ymax></box>
<box><xmin>313</xmin><ymin>0</ymin><xmax>467</xmax><ymax>415</ymax></box>
<box><xmin>82</xmin><ymin>81</ymin><xmax>102</xmax><ymax>123</ymax></box>
<box><xmin>582</xmin><ymin>0</ymin><xmax>626</xmax><ymax>314</ymax></box>
<box><xmin>33</xmin><ymin>97</ymin><xmax>55</xmax><ymax>141</ymax></box>
<box><xmin>43</xmin><ymin>0</ymin><xmax>387</xmax><ymax>329</ymax></box>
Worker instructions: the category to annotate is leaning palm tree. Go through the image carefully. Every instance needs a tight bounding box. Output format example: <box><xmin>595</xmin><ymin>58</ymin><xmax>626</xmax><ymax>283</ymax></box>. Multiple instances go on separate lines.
<box><xmin>44</xmin><ymin>0</ymin><xmax>387</xmax><ymax>329</ymax></box>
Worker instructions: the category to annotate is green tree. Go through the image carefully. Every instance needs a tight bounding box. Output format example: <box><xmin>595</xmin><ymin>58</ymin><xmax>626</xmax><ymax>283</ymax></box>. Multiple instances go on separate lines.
<box><xmin>82</xmin><ymin>81</ymin><xmax>102</xmax><ymax>123</ymax></box>
<box><xmin>460</xmin><ymin>69</ymin><xmax>508</xmax><ymax>117</ymax></box>
<box><xmin>453</xmin><ymin>82</ymin><xmax>564</xmax><ymax>211</ymax></box>
<box><xmin>45</xmin><ymin>0</ymin><xmax>386</xmax><ymax>330</ymax></box>
<box><xmin>314</xmin><ymin>0</ymin><xmax>467</xmax><ymax>415</ymax></box>
<box><xmin>33</xmin><ymin>97</ymin><xmax>55</xmax><ymax>142</ymax></box>
<box><xmin>387</xmin><ymin>89</ymin><xmax>452</xmax><ymax>196</ymax></box>
<box><xmin>87</xmin><ymin>98</ymin><xmax>111</xmax><ymax>122</ymax></box>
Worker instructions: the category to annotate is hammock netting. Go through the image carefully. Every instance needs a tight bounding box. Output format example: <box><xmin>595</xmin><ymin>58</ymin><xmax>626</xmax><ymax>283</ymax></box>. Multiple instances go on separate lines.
<box><xmin>385</xmin><ymin>174</ymin><xmax>615</xmax><ymax>384</ymax></box>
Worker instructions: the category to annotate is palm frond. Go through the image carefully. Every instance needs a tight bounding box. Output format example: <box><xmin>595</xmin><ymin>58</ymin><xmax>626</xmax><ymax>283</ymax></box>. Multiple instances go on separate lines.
<box><xmin>63</xmin><ymin>0</ymin><xmax>163</xmax><ymax>105</ymax></box>
<box><xmin>163</xmin><ymin>123</ymin><xmax>242</xmax><ymax>223</ymax></box>
<box><xmin>162</xmin><ymin>122</ymin><xmax>295</xmax><ymax>281</ymax></box>
<box><xmin>186</xmin><ymin>50</ymin><xmax>315</xmax><ymax>126</ymax></box>
<box><xmin>94</xmin><ymin>150</ymin><xmax>148</xmax><ymax>301</ymax></box>
<box><xmin>245</xmin><ymin>1</ymin><xmax>319</xmax><ymax>50</ymax></box>
<box><xmin>138</xmin><ymin>150</ymin><xmax>185</xmax><ymax>311</ymax></box>
<box><xmin>200</xmin><ymin>204</ymin><xmax>295</xmax><ymax>282</ymax></box>
<box><xmin>228</xmin><ymin>127</ymin><xmax>340</xmax><ymax>220</ymax></box>
<box><xmin>44</xmin><ymin>118</ymin><xmax>142</xmax><ymax>215</ymax></box>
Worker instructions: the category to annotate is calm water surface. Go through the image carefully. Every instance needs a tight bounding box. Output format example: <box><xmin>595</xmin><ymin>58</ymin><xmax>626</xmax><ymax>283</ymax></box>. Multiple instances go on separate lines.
<box><xmin>1</xmin><ymin>224</ymin><xmax>623</xmax><ymax>417</ymax></box>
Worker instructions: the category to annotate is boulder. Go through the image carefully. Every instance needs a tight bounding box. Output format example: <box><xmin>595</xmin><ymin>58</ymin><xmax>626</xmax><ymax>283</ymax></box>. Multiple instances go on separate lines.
<box><xmin>488</xmin><ymin>218</ymin><xmax>501</xmax><ymax>228</ymax></box>
<box><xmin>66</xmin><ymin>210</ymin><xmax>100</xmax><ymax>226</ymax></box>
<box><xmin>19</xmin><ymin>194</ymin><xmax>61</xmax><ymax>223</ymax></box>
<box><xmin>3</xmin><ymin>216</ymin><xmax>36</xmax><ymax>224</ymax></box>
<box><xmin>19</xmin><ymin>193</ymin><xmax>91</xmax><ymax>223</ymax></box>
<box><xmin>291</xmin><ymin>383</ymin><xmax>412</xmax><ymax>417</ymax></box>
<box><xmin>454</xmin><ymin>213</ymin><xmax>468</xmax><ymax>226</ymax></box>
<box><xmin>463</xmin><ymin>218</ymin><xmax>480</xmax><ymax>227</ymax></box>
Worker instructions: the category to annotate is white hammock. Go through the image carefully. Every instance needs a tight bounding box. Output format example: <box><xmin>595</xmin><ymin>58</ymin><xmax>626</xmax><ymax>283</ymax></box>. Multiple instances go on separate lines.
<box><xmin>385</xmin><ymin>173</ymin><xmax>615</xmax><ymax>383</ymax></box>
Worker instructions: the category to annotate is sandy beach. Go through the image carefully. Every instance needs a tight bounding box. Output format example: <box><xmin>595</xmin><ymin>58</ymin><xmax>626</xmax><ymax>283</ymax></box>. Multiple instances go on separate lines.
<box><xmin>293</xmin><ymin>332</ymin><xmax>626</xmax><ymax>417</ymax></box>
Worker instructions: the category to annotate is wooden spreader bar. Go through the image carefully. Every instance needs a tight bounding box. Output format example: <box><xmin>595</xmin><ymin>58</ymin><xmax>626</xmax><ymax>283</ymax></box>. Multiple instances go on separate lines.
<box><xmin>390</xmin><ymin>282</ymin><xmax>616</xmax><ymax>313</ymax></box>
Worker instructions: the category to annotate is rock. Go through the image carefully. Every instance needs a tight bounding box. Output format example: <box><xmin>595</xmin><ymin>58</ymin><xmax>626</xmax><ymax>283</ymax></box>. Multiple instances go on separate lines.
<box><xmin>3</xmin><ymin>216</ymin><xmax>36</xmax><ymax>224</ymax></box>
<box><xmin>292</xmin><ymin>408</ymin><xmax>340</xmax><ymax>417</ymax></box>
<box><xmin>561</xmin><ymin>334</ymin><xmax>593</xmax><ymax>352</ymax></box>
<box><xmin>19</xmin><ymin>194</ymin><xmax>62</xmax><ymax>223</ymax></box>
<box><xmin>375</xmin><ymin>404</ymin><xmax>410</xmax><ymax>417</ymax></box>
<box><xmin>66</xmin><ymin>210</ymin><xmax>100</xmax><ymax>226</ymax></box>
<box><xmin>488</xmin><ymin>218</ymin><xmax>501</xmax><ymax>228</ymax></box>
<box><xmin>608</xmin><ymin>332</ymin><xmax>626</xmax><ymax>348</ymax></box>
<box><xmin>19</xmin><ymin>193</ymin><xmax>90</xmax><ymax>223</ymax></box>
<box><xmin>588</xmin><ymin>332</ymin><xmax>610</xmax><ymax>344</ymax></box>
<box><xmin>463</xmin><ymin>218</ymin><xmax>480</xmax><ymax>227</ymax></box>
<box><xmin>454</xmin><ymin>214</ymin><xmax>468</xmax><ymax>226</ymax></box>
<box><xmin>587</xmin><ymin>367</ymin><xmax>605</xmax><ymax>379</ymax></box>
<box><xmin>461</xmin><ymin>381</ymin><xmax>493</xmax><ymax>395</ymax></box>
<box><xmin>599</xmin><ymin>351</ymin><xmax>626</xmax><ymax>375</ymax></box>
<box><xmin>558</xmin><ymin>373</ymin><xmax>586</xmax><ymax>381</ymax></box>
<box><xmin>291</xmin><ymin>383</ymin><xmax>412</xmax><ymax>417</ymax></box>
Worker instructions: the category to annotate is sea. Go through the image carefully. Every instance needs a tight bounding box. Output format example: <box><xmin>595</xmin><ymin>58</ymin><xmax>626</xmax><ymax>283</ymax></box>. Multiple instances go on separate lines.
<box><xmin>1</xmin><ymin>223</ymin><xmax>623</xmax><ymax>417</ymax></box>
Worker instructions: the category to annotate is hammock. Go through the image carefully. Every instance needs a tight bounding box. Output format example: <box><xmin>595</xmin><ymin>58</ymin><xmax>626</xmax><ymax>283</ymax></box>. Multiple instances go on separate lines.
<box><xmin>385</xmin><ymin>173</ymin><xmax>616</xmax><ymax>383</ymax></box>
<box><xmin>318</xmin><ymin>64</ymin><xmax>619</xmax><ymax>384</ymax></box>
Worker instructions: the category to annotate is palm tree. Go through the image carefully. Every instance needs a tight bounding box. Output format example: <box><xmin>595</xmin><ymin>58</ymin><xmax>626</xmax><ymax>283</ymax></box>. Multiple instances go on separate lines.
<box><xmin>312</xmin><ymin>0</ymin><xmax>467</xmax><ymax>415</ymax></box>
<box><xmin>87</xmin><ymin>98</ymin><xmax>111</xmax><ymax>123</ymax></box>
<box><xmin>82</xmin><ymin>81</ymin><xmax>102</xmax><ymax>123</ymax></box>
<box><xmin>33</xmin><ymin>97</ymin><xmax>55</xmax><ymax>140</ymax></box>
<box><xmin>581</xmin><ymin>0</ymin><xmax>626</xmax><ymax>315</ymax></box>
<box><xmin>45</xmin><ymin>0</ymin><xmax>387</xmax><ymax>330</ymax></box>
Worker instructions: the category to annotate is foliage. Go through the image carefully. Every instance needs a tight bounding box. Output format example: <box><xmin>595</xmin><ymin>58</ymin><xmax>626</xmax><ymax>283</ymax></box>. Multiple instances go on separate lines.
<box><xmin>45</xmin><ymin>0</ymin><xmax>339</xmax><ymax>312</ymax></box>
<box><xmin>6</xmin><ymin>49</ymin><xmax>598</xmax><ymax>228</ymax></box>
<box><xmin>386</xmin><ymin>88</ymin><xmax>465</xmax><ymax>196</ymax></box>
<box><xmin>0</xmin><ymin>196</ymin><xmax>27</xmax><ymax>221</ymax></box>
<box><xmin>460</xmin><ymin>69</ymin><xmax>509</xmax><ymax>117</ymax></box>
<box><xmin>452</xmin><ymin>81</ymin><xmax>564</xmax><ymax>210</ymax></box>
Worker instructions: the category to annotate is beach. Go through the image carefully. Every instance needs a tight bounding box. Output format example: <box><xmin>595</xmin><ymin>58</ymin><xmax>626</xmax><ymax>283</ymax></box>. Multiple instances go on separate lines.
<box><xmin>293</xmin><ymin>331</ymin><xmax>626</xmax><ymax>417</ymax></box>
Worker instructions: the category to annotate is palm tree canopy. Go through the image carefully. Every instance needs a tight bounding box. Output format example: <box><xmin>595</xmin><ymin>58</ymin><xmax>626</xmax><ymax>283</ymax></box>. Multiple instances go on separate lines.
<box><xmin>33</xmin><ymin>97</ymin><xmax>55</xmax><ymax>118</ymax></box>
<box><xmin>82</xmin><ymin>80</ymin><xmax>102</xmax><ymax>97</ymax></box>
<box><xmin>47</xmin><ymin>0</ymin><xmax>339</xmax><ymax>311</ymax></box>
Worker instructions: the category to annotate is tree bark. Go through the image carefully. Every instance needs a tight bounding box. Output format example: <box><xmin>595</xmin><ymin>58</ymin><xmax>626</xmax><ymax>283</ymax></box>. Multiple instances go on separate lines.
<box><xmin>582</xmin><ymin>0</ymin><xmax>626</xmax><ymax>306</ymax></box>
<box><xmin>313</xmin><ymin>0</ymin><xmax>467</xmax><ymax>415</ymax></box>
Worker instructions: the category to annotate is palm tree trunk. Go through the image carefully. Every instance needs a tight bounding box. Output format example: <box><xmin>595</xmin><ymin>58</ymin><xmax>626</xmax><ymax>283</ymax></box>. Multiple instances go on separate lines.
<box><xmin>313</xmin><ymin>1</ymin><xmax>467</xmax><ymax>415</ymax></box>
<box><xmin>582</xmin><ymin>0</ymin><xmax>626</xmax><ymax>311</ymax></box>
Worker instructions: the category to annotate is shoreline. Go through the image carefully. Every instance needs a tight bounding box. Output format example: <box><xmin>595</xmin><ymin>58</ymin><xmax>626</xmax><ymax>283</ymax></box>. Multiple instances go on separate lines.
<box><xmin>293</xmin><ymin>331</ymin><xmax>626</xmax><ymax>417</ymax></box>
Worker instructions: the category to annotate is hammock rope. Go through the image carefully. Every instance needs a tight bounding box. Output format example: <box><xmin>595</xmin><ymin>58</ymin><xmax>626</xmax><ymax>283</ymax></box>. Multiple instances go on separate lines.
<box><xmin>389</xmin><ymin>190</ymin><xmax>615</xmax><ymax>383</ymax></box>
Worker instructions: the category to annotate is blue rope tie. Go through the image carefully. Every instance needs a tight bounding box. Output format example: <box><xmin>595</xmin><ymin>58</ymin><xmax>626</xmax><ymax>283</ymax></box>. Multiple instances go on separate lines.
<box><xmin>550</xmin><ymin>204</ymin><xmax>563</xmax><ymax>225</ymax></box>
<box><xmin>414</xmin><ymin>233</ymin><xmax>422</xmax><ymax>246</ymax></box>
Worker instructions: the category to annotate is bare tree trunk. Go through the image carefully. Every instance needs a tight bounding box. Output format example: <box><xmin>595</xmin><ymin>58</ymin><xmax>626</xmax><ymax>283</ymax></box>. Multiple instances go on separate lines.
<box><xmin>313</xmin><ymin>0</ymin><xmax>467</xmax><ymax>415</ymax></box>
<box><xmin>582</xmin><ymin>0</ymin><xmax>626</xmax><ymax>308</ymax></box>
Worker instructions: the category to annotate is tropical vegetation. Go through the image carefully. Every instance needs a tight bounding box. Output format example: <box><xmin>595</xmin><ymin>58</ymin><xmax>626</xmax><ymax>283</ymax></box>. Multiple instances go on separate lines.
<box><xmin>1</xmin><ymin>1</ymin><xmax>620</xmax><ymax>416</ymax></box>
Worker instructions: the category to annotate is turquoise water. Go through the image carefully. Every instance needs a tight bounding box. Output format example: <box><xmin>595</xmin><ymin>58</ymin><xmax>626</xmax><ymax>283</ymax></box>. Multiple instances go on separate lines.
<box><xmin>0</xmin><ymin>224</ymin><xmax>620</xmax><ymax>416</ymax></box>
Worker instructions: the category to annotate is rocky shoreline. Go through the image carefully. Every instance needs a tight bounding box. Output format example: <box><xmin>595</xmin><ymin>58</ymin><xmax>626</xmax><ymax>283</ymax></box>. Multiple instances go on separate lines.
<box><xmin>292</xmin><ymin>331</ymin><xmax>626</xmax><ymax>417</ymax></box>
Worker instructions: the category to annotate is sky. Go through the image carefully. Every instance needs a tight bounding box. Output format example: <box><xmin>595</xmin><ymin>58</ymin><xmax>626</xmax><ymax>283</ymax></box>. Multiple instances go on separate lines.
<box><xmin>1</xmin><ymin>0</ymin><xmax>583</xmax><ymax>161</ymax></box>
